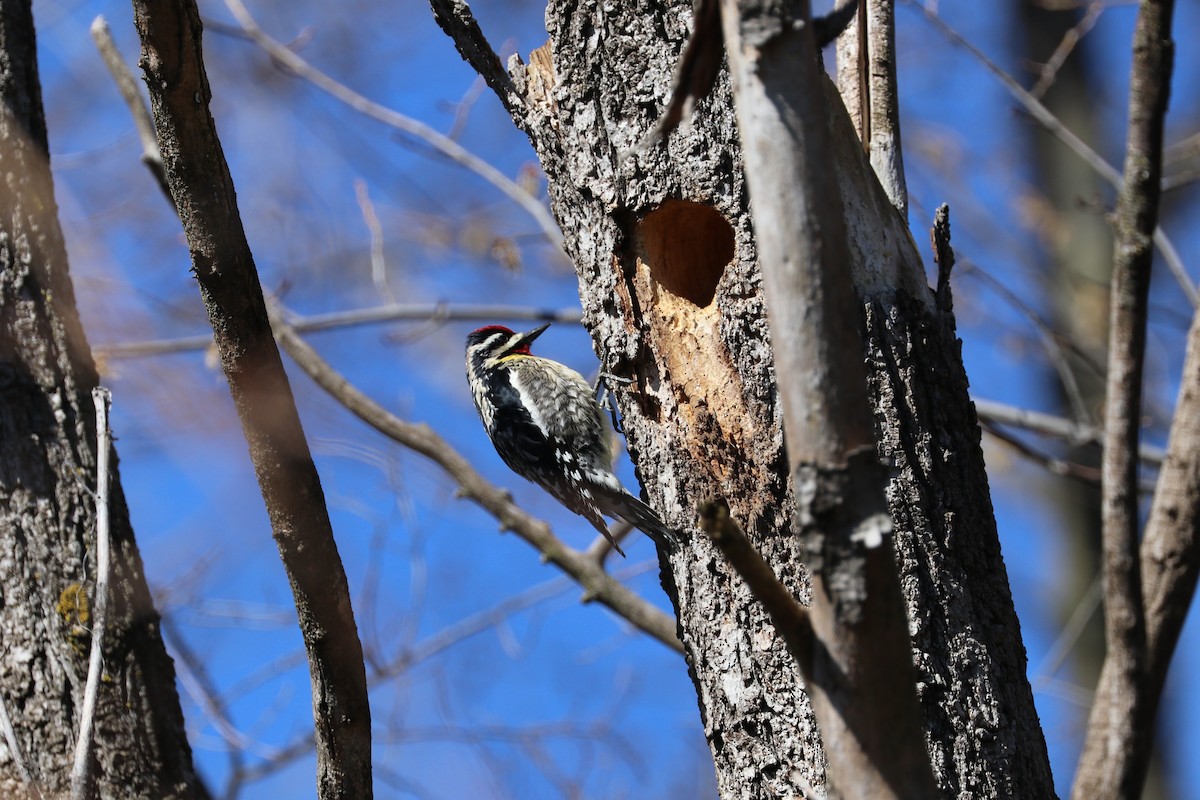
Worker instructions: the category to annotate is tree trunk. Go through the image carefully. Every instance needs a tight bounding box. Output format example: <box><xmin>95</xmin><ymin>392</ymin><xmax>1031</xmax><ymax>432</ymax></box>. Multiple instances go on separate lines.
<box><xmin>0</xmin><ymin>3</ymin><xmax>204</xmax><ymax>797</ymax></box>
<box><xmin>464</xmin><ymin>1</ymin><xmax>1059</xmax><ymax>796</ymax></box>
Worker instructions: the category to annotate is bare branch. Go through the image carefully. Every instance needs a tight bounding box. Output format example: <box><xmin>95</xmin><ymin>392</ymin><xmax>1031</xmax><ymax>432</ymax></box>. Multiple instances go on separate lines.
<box><xmin>975</xmin><ymin>397</ymin><xmax>1165</xmax><ymax>467</ymax></box>
<box><xmin>904</xmin><ymin>0</ymin><xmax>1198</xmax><ymax>309</ymax></box>
<box><xmin>354</xmin><ymin>180</ymin><xmax>395</xmax><ymax>305</ymax></box>
<box><xmin>427</xmin><ymin>0</ymin><xmax>523</xmax><ymax>120</ymax></box>
<box><xmin>221</xmin><ymin>0</ymin><xmax>564</xmax><ymax>254</ymax></box>
<box><xmin>268</xmin><ymin>306</ymin><xmax>684</xmax><ymax>653</ymax></box>
<box><xmin>1138</xmin><ymin>309</ymin><xmax>1200</xmax><ymax>733</ymax></box>
<box><xmin>835</xmin><ymin>0</ymin><xmax>907</xmax><ymax>216</ymax></box>
<box><xmin>94</xmin><ymin>303</ymin><xmax>584</xmax><ymax>359</ymax></box>
<box><xmin>983</xmin><ymin>421</ymin><xmax>1101</xmax><ymax>481</ymax></box>
<box><xmin>1073</xmin><ymin>1</ymin><xmax>1174</xmax><ymax>797</ymax></box>
<box><xmin>583</xmin><ymin>521</ymin><xmax>634</xmax><ymax>565</ymax></box>
<box><xmin>0</xmin><ymin>668</ymin><xmax>40</xmax><ymax>800</ymax></box>
<box><xmin>1029</xmin><ymin>1</ymin><xmax>1105</xmax><ymax>99</ymax></box>
<box><xmin>70</xmin><ymin>388</ymin><xmax>114</xmax><ymax>800</ymax></box>
<box><xmin>1032</xmin><ymin>576</ymin><xmax>1102</xmax><ymax>691</ymax></box>
<box><xmin>961</xmin><ymin>260</ymin><xmax>1098</xmax><ymax>426</ymax></box>
<box><xmin>164</xmin><ymin>620</ymin><xmax>278</xmax><ymax>762</ymax></box>
<box><xmin>130</xmin><ymin>2</ymin><xmax>373</xmax><ymax>796</ymax></box>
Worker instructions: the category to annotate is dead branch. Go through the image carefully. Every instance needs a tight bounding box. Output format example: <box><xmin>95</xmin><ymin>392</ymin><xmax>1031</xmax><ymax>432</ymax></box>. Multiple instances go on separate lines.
<box><xmin>222</xmin><ymin>0</ymin><xmax>563</xmax><ymax>253</ymax></box>
<box><xmin>69</xmin><ymin>389</ymin><xmax>114</xmax><ymax>800</ymax></box>
<box><xmin>698</xmin><ymin>500</ymin><xmax>812</xmax><ymax>667</ymax></box>
<box><xmin>835</xmin><ymin>0</ymin><xmax>907</xmax><ymax>216</ymax></box>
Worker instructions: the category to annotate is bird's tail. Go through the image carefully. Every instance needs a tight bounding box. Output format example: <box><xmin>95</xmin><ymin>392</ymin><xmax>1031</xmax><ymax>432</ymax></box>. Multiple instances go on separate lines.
<box><xmin>596</xmin><ymin>486</ymin><xmax>681</xmax><ymax>551</ymax></box>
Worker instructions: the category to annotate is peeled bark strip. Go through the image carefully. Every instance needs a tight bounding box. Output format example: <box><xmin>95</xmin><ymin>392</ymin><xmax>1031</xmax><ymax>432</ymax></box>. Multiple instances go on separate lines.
<box><xmin>0</xmin><ymin>2</ymin><xmax>203</xmax><ymax>797</ymax></box>
<box><xmin>438</xmin><ymin>0</ymin><xmax>1054</xmax><ymax>795</ymax></box>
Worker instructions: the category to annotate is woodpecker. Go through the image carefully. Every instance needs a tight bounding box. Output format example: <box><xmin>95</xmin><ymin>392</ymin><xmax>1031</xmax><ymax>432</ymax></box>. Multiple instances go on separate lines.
<box><xmin>465</xmin><ymin>323</ymin><xmax>679</xmax><ymax>555</ymax></box>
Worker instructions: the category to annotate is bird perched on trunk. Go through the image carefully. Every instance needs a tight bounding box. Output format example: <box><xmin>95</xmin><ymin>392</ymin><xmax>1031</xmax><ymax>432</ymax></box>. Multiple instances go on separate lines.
<box><xmin>465</xmin><ymin>323</ymin><xmax>679</xmax><ymax>555</ymax></box>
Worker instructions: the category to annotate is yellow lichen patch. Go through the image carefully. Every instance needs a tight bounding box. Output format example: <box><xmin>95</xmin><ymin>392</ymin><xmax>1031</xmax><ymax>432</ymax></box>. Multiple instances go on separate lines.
<box><xmin>57</xmin><ymin>584</ymin><xmax>92</xmax><ymax>655</ymax></box>
<box><xmin>57</xmin><ymin>583</ymin><xmax>90</xmax><ymax>627</ymax></box>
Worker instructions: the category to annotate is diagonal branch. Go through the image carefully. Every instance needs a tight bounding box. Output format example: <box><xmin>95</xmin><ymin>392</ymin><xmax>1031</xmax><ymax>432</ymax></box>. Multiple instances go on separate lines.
<box><xmin>268</xmin><ymin>306</ymin><xmax>684</xmax><ymax>653</ymax></box>
<box><xmin>698</xmin><ymin>500</ymin><xmax>812</xmax><ymax>667</ymax></box>
<box><xmin>1072</xmin><ymin>1</ymin><xmax>1175</xmax><ymax>797</ymax></box>
<box><xmin>428</xmin><ymin>0</ymin><xmax>523</xmax><ymax>121</ymax></box>
<box><xmin>89</xmin><ymin>16</ymin><xmax>170</xmax><ymax>201</ymax></box>
<box><xmin>130</xmin><ymin>2</ymin><xmax>372</xmax><ymax>797</ymax></box>
<box><xmin>1138</xmin><ymin>308</ymin><xmax>1200</xmax><ymax>734</ymax></box>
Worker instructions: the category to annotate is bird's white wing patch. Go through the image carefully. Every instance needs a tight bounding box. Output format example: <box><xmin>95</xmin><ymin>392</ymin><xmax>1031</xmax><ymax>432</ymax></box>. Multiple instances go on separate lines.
<box><xmin>509</xmin><ymin>368</ymin><xmax>550</xmax><ymax>438</ymax></box>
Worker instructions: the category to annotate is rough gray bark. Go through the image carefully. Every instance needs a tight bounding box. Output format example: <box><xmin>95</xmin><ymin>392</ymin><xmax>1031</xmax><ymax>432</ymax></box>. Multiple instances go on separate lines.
<box><xmin>0</xmin><ymin>1</ymin><xmax>204</xmax><ymax>797</ymax></box>
<box><xmin>438</xmin><ymin>0</ymin><xmax>1055</xmax><ymax>795</ymax></box>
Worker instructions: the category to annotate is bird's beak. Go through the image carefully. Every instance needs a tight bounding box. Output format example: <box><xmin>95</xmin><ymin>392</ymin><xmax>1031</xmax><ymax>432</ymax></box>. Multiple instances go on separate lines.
<box><xmin>513</xmin><ymin>322</ymin><xmax>551</xmax><ymax>349</ymax></box>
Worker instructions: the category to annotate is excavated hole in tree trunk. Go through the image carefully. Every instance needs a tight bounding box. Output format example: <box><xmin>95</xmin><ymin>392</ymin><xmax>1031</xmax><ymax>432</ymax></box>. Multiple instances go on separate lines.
<box><xmin>619</xmin><ymin>200</ymin><xmax>752</xmax><ymax>483</ymax></box>
<box><xmin>633</xmin><ymin>199</ymin><xmax>732</xmax><ymax>308</ymax></box>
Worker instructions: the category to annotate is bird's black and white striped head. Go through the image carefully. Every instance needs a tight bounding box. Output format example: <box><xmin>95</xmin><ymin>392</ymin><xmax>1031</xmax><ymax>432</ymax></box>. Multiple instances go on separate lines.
<box><xmin>466</xmin><ymin>323</ymin><xmax>552</xmax><ymax>430</ymax></box>
<box><xmin>465</xmin><ymin>323</ymin><xmax>550</xmax><ymax>372</ymax></box>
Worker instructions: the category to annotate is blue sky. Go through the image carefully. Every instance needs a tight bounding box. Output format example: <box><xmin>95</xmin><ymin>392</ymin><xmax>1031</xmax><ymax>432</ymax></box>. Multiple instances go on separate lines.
<box><xmin>30</xmin><ymin>0</ymin><xmax>1200</xmax><ymax>796</ymax></box>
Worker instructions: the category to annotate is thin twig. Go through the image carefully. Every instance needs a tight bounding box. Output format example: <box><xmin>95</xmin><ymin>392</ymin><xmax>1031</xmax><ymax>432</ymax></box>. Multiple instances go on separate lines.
<box><xmin>981</xmin><ymin>421</ymin><xmax>1156</xmax><ymax>494</ymax></box>
<box><xmin>982</xmin><ymin>421</ymin><xmax>1101</xmax><ymax>483</ymax></box>
<box><xmin>584</xmin><ymin>520</ymin><xmax>634</xmax><ymax>565</ymax></box>
<box><xmin>974</xmin><ymin>396</ymin><xmax>1165</xmax><ymax>466</ymax></box>
<box><xmin>219</xmin><ymin>561</ymin><xmax>661</xmax><ymax>790</ymax></box>
<box><xmin>1033</xmin><ymin>575</ymin><xmax>1102</xmax><ymax>685</ymax></box>
<box><xmin>161</xmin><ymin>619</ymin><xmax>276</xmax><ymax>762</ymax></box>
<box><xmin>94</xmin><ymin>302</ymin><xmax>583</xmax><ymax>359</ymax></box>
<box><xmin>354</xmin><ymin>180</ymin><xmax>395</xmax><ymax>305</ymax></box>
<box><xmin>70</xmin><ymin>387</ymin><xmax>114</xmax><ymax>800</ymax></box>
<box><xmin>903</xmin><ymin>0</ymin><xmax>1198</xmax><ymax>309</ymax></box>
<box><xmin>1030</xmin><ymin>2</ymin><xmax>1104</xmax><ymax>99</ymax></box>
<box><xmin>961</xmin><ymin>261</ymin><xmax>1098</xmax><ymax>425</ymax></box>
<box><xmin>222</xmin><ymin>0</ymin><xmax>563</xmax><ymax>254</ymax></box>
